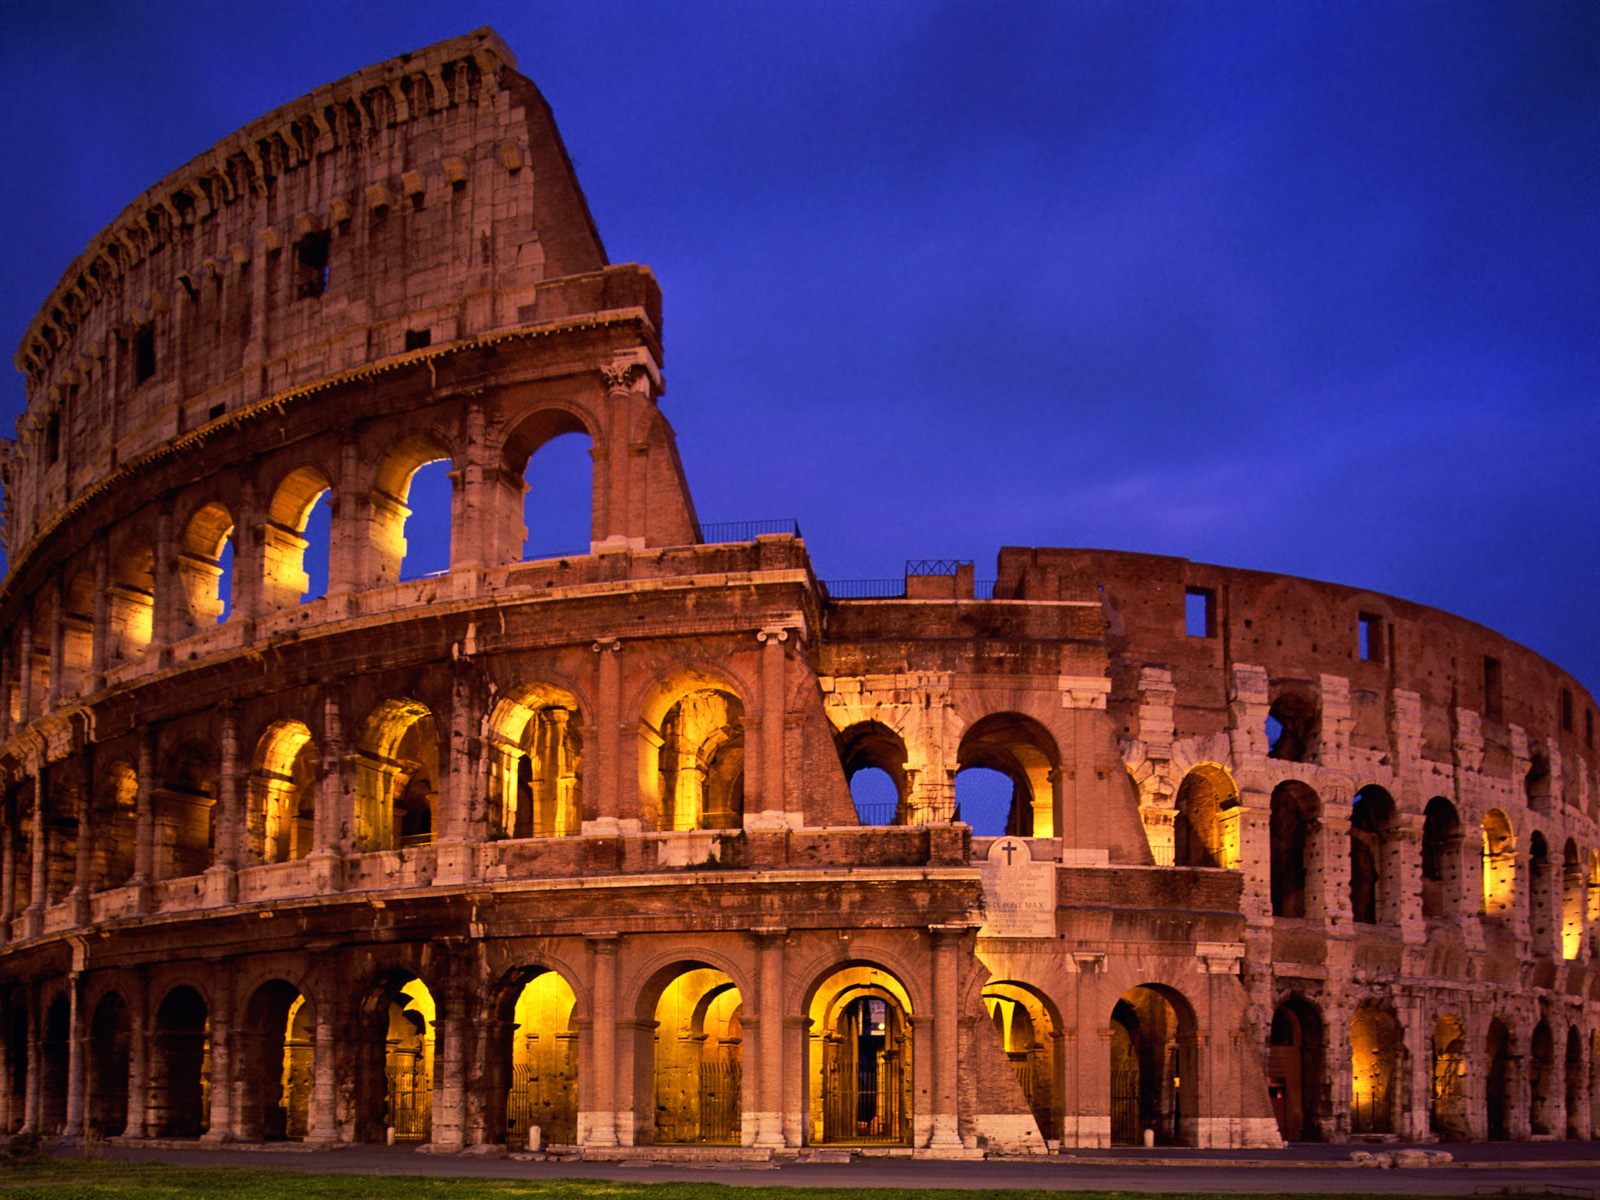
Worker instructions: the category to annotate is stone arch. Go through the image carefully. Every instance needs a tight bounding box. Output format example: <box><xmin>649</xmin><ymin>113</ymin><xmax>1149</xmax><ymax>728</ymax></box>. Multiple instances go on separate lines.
<box><xmin>634</xmin><ymin>960</ymin><xmax>745</xmax><ymax>1146</ymax></box>
<box><xmin>1110</xmin><ymin>982</ymin><xmax>1200</xmax><ymax>1147</ymax></box>
<box><xmin>61</xmin><ymin>569</ymin><xmax>94</xmax><ymax>691</ymax></box>
<box><xmin>261</xmin><ymin>464</ymin><xmax>332</xmax><ymax>608</ymax></box>
<box><xmin>159</xmin><ymin>739</ymin><xmax>217</xmax><ymax>879</ymax></box>
<box><xmin>108</xmin><ymin>536</ymin><xmax>155</xmax><ymax>662</ymax></box>
<box><xmin>369</xmin><ymin>432</ymin><xmax>454</xmax><ymax>585</ymax></box>
<box><xmin>88</xmin><ymin>989</ymin><xmax>130</xmax><ymax>1136</ymax></box>
<box><xmin>177</xmin><ymin>501</ymin><xmax>234</xmax><ymax>630</ymax></box>
<box><xmin>485</xmin><ymin>682</ymin><xmax>585</xmax><ymax>839</ymax></box>
<box><xmin>489</xmin><ymin>965</ymin><xmax>581</xmax><ymax>1148</ymax></box>
<box><xmin>1429</xmin><ymin>1012</ymin><xmax>1468</xmax><ymax>1141</ymax></box>
<box><xmin>1421</xmin><ymin>796</ymin><xmax>1463</xmax><ymax>920</ymax></box>
<box><xmin>955</xmin><ymin>712</ymin><xmax>1058</xmax><ymax>838</ymax></box>
<box><xmin>636</xmin><ymin>668</ymin><xmax>748</xmax><ymax>832</ymax></box>
<box><xmin>1485</xmin><ymin>1015</ymin><xmax>1516</xmax><ymax>1140</ymax></box>
<box><xmin>149</xmin><ymin>983</ymin><xmax>210</xmax><ymax>1138</ymax></box>
<box><xmin>1270</xmin><ymin>780</ymin><xmax>1318</xmax><ymax>918</ymax></box>
<box><xmin>1560</xmin><ymin>838</ymin><xmax>1583</xmax><ymax>960</ymax></box>
<box><xmin>353</xmin><ymin>968</ymin><xmax>437</xmax><ymax>1144</ymax></box>
<box><xmin>41</xmin><ymin>993</ymin><xmax>69</xmax><ymax>1133</ymax></box>
<box><xmin>1481</xmin><ymin>809</ymin><xmax>1516</xmax><ymax>916</ymax></box>
<box><xmin>236</xmin><ymin>979</ymin><xmax>314</xmax><ymax>1141</ymax></box>
<box><xmin>91</xmin><ymin>759</ymin><xmax>138</xmax><ymax>891</ymax></box>
<box><xmin>2</xmin><ymin>988</ymin><xmax>24</xmax><ymax>1132</ymax></box>
<box><xmin>805</xmin><ymin>961</ymin><xmax>915</xmax><ymax>1147</ymax></box>
<box><xmin>353</xmin><ymin>699</ymin><xmax>440</xmax><ymax>852</ymax></box>
<box><xmin>1349</xmin><ymin>785</ymin><xmax>1398</xmax><ymax>924</ymax></box>
<box><xmin>834</xmin><ymin>720</ymin><xmax>909</xmax><ymax>827</ymax></box>
<box><xmin>1266</xmin><ymin>683</ymin><xmax>1319</xmax><ymax>762</ymax></box>
<box><xmin>1564</xmin><ymin>1025</ymin><xmax>1583</xmax><ymax>1139</ymax></box>
<box><xmin>247</xmin><ymin>721</ymin><xmax>317</xmax><ymax>863</ymax></box>
<box><xmin>1529</xmin><ymin>832</ymin><xmax>1555</xmax><ymax>956</ymax></box>
<box><xmin>1173</xmin><ymin>763</ymin><xmax>1238</xmax><ymax>870</ymax></box>
<box><xmin>982</xmin><ymin>979</ymin><xmax>1060</xmax><ymax>1143</ymax></box>
<box><xmin>503</xmin><ymin>404</ymin><xmax>599</xmax><ymax>561</ymax></box>
<box><xmin>1267</xmin><ymin>993</ymin><xmax>1324</xmax><ymax>1142</ymax></box>
<box><xmin>1529</xmin><ymin>1018</ymin><xmax>1556</xmax><ymax>1135</ymax></box>
<box><xmin>1349</xmin><ymin>1001</ymin><xmax>1404</xmax><ymax>1134</ymax></box>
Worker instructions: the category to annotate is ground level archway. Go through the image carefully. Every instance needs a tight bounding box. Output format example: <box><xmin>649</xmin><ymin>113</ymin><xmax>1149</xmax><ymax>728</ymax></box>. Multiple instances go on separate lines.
<box><xmin>808</xmin><ymin>963</ymin><xmax>913</xmax><ymax>1147</ymax></box>
<box><xmin>1110</xmin><ymin>984</ymin><xmax>1197</xmax><ymax>1147</ymax></box>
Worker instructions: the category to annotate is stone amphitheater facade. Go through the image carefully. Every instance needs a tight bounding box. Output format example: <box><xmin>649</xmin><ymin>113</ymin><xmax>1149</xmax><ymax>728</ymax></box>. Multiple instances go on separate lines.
<box><xmin>0</xmin><ymin>29</ymin><xmax>1594</xmax><ymax>1156</ymax></box>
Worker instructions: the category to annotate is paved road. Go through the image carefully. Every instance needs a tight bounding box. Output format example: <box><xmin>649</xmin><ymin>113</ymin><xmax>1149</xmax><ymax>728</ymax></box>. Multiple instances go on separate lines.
<box><xmin>62</xmin><ymin>1140</ymin><xmax>1600</xmax><ymax>1195</ymax></box>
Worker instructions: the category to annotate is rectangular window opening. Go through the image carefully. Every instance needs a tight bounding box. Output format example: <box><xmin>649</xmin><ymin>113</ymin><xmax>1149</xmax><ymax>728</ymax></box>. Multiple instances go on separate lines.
<box><xmin>1483</xmin><ymin>655</ymin><xmax>1503</xmax><ymax>722</ymax></box>
<box><xmin>45</xmin><ymin>412</ymin><xmax>60</xmax><ymax>464</ymax></box>
<box><xmin>404</xmin><ymin>328</ymin><xmax>432</xmax><ymax>352</ymax></box>
<box><xmin>1185</xmin><ymin>587</ymin><xmax>1215</xmax><ymax>639</ymax></box>
<box><xmin>1586</xmin><ymin>708</ymin><xmax>1594</xmax><ymax>749</ymax></box>
<box><xmin>294</xmin><ymin>229</ymin><xmax>332</xmax><ymax>299</ymax></box>
<box><xmin>134</xmin><ymin>324</ymin><xmax>156</xmax><ymax>383</ymax></box>
<box><xmin>1560</xmin><ymin>688</ymin><xmax>1574</xmax><ymax>733</ymax></box>
<box><xmin>208</xmin><ymin>402</ymin><xmax>226</xmax><ymax>422</ymax></box>
<box><xmin>1358</xmin><ymin>612</ymin><xmax>1383</xmax><ymax>663</ymax></box>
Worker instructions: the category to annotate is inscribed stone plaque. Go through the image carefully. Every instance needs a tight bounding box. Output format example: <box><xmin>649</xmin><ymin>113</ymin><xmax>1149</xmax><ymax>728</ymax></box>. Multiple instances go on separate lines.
<box><xmin>978</xmin><ymin>838</ymin><xmax>1056</xmax><ymax>938</ymax></box>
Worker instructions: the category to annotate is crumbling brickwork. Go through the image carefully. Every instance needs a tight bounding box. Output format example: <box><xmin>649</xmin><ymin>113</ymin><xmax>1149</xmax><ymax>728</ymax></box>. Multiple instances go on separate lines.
<box><xmin>0</xmin><ymin>29</ymin><xmax>1593</xmax><ymax>1158</ymax></box>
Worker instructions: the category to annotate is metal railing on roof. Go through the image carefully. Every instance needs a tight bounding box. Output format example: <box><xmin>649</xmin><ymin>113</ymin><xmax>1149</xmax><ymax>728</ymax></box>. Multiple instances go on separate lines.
<box><xmin>822</xmin><ymin>579</ymin><xmax>906</xmax><ymax>600</ymax></box>
<box><xmin>699</xmin><ymin>518</ymin><xmax>802</xmax><ymax>544</ymax></box>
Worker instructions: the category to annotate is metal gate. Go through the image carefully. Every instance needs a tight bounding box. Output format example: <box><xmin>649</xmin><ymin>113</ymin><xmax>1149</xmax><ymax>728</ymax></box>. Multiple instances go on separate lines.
<box><xmin>387</xmin><ymin>1048</ymin><xmax>431</xmax><ymax>1141</ymax></box>
<box><xmin>697</xmin><ymin>1059</ymin><xmax>742</xmax><ymax>1144</ymax></box>
<box><xmin>823</xmin><ymin>1041</ymin><xmax>907</xmax><ymax>1144</ymax></box>
<box><xmin>1110</xmin><ymin>1064</ymin><xmax>1141</xmax><ymax>1145</ymax></box>
<box><xmin>506</xmin><ymin>1043</ymin><xmax>577</xmax><ymax>1147</ymax></box>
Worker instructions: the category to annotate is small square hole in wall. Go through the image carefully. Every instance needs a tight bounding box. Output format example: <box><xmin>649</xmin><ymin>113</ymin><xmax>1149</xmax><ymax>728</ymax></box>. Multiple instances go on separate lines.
<box><xmin>1358</xmin><ymin>612</ymin><xmax>1383</xmax><ymax>662</ymax></box>
<box><xmin>209</xmin><ymin>403</ymin><xmax>225</xmax><ymax>422</ymax></box>
<box><xmin>1484</xmin><ymin>655</ymin><xmax>1503</xmax><ymax>721</ymax></box>
<box><xmin>134</xmin><ymin>324</ymin><xmax>156</xmax><ymax>383</ymax></box>
<box><xmin>404</xmin><ymin>328</ymin><xmax>431</xmax><ymax>352</ymax></box>
<box><xmin>1185</xmin><ymin>587</ymin><xmax>1215</xmax><ymax>638</ymax></box>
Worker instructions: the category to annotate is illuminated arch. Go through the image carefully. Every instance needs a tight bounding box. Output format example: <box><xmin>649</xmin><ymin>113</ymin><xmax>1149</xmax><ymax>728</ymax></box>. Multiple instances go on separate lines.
<box><xmin>1110</xmin><ymin>982</ymin><xmax>1199</xmax><ymax>1146</ymax></box>
<box><xmin>1174</xmin><ymin>763</ymin><xmax>1239</xmax><ymax>869</ymax></box>
<box><xmin>806</xmin><ymin>962</ymin><xmax>914</xmax><ymax>1147</ymax></box>
<box><xmin>1481</xmin><ymin>809</ymin><xmax>1516</xmax><ymax>916</ymax></box>
<box><xmin>262</xmin><ymin>465</ymin><xmax>332</xmax><ymax>608</ymax></box>
<box><xmin>486</xmin><ymin>683</ymin><xmax>585</xmax><ymax>838</ymax></box>
<box><xmin>834</xmin><ymin>720</ymin><xmax>909</xmax><ymax>826</ymax></box>
<box><xmin>982</xmin><ymin>979</ymin><xmax>1061</xmax><ymax>1143</ymax></box>
<box><xmin>369</xmin><ymin>434</ymin><xmax>453</xmax><ymax>585</ymax></box>
<box><xmin>637</xmin><ymin>669</ymin><xmax>747</xmax><ymax>832</ymax></box>
<box><xmin>247</xmin><ymin>720</ymin><xmax>317</xmax><ymax>863</ymax></box>
<box><xmin>956</xmin><ymin>712</ymin><xmax>1059</xmax><ymax>837</ymax></box>
<box><xmin>178</xmin><ymin>501</ymin><xmax>234</xmax><ymax>629</ymax></box>
<box><xmin>353</xmin><ymin>700</ymin><xmax>439</xmax><ymax>851</ymax></box>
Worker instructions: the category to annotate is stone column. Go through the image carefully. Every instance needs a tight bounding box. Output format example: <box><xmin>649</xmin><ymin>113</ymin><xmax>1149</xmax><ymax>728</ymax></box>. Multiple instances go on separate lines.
<box><xmin>63</xmin><ymin>969</ymin><xmax>86</xmax><ymax>1136</ymax></box>
<box><xmin>0</xmin><ymin>802</ymin><xmax>14</xmax><ymax>943</ymax></box>
<box><xmin>16</xmin><ymin>620</ymin><xmax>32</xmax><ymax>725</ymax></box>
<box><xmin>1395</xmin><ymin>810</ymin><xmax>1426</xmax><ymax>941</ymax></box>
<box><xmin>90</xmin><ymin>540</ymin><xmax>110</xmax><ymax>689</ymax></box>
<box><xmin>72</xmin><ymin>750</ymin><xmax>93</xmax><ymax>925</ymax></box>
<box><xmin>307</xmin><ymin>989</ymin><xmax>339</xmax><ymax>1144</ymax></box>
<box><xmin>579</xmin><ymin>933</ymin><xmax>620</xmax><ymax>1146</ymax></box>
<box><xmin>151</xmin><ymin>505</ymin><xmax>175</xmax><ymax>663</ymax></box>
<box><xmin>1235</xmin><ymin>784</ymin><xmax>1272</xmax><ymax>922</ymax></box>
<box><xmin>325</xmin><ymin>436</ymin><xmax>362</xmax><ymax>603</ymax></box>
<box><xmin>0</xmin><ymin>641</ymin><xmax>11</xmax><ymax>741</ymax></box>
<box><xmin>307</xmin><ymin>689</ymin><xmax>344</xmax><ymax>893</ymax></box>
<box><xmin>204</xmin><ymin>706</ymin><xmax>239</xmax><ymax>906</ymax></box>
<box><xmin>754</xmin><ymin>629</ymin><xmax>788</xmax><ymax>822</ymax></box>
<box><xmin>427</xmin><ymin>973</ymin><xmax>466</xmax><ymax>1151</ymax></box>
<box><xmin>203</xmin><ymin>983</ymin><xmax>232</xmax><ymax>1140</ymax></box>
<box><xmin>233</xmin><ymin>479</ymin><xmax>263</xmax><ymax>626</ymax></box>
<box><xmin>25</xmin><ymin>764</ymin><xmax>46</xmax><ymax>937</ymax></box>
<box><xmin>22</xmin><ymin>982</ymin><xmax>40</xmax><ymax>1131</ymax></box>
<box><xmin>132</xmin><ymin>730</ymin><xmax>157</xmax><ymax>891</ymax></box>
<box><xmin>601</xmin><ymin>363</ymin><xmax>635</xmax><ymax>545</ymax></box>
<box><xmin>125</xmin><ymin>970</ymin><xmax>149</xmax><ymax>1138</ymax></box>
<box><xmin>753</xmin><ymin>928</ymin><xmax>786</xmax><ymax>1146</ymax></box>
<box><xmin>927</xmin><ymin>925</ymin><xmax>964</xmax><ymax>1149</ymax></box>
<box><xmin>46</xmin><ymin>574</ymin><xmax>65</xmax><ymax>709</ymax></box>
<box><xmin>586</xmin><ymin>640</ymin><xmax>624</xmax><ymax>832</ymax></box>
<box><xmin>1318</xmin><ymin>786</ymin><xmax>1354</xmax><ymax>931</ymax></box>
<box><xmin>433</xmin><ymin>664</ymin><xmax>480</xmax><ymax>885</ymax></box>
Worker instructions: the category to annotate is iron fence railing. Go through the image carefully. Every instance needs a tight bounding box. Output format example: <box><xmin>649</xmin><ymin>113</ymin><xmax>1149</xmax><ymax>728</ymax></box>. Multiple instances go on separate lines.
<box><xmin>904</xmin><ymin>558</ymin><xmax>971</xmax><ymax>575</ymax></box>
<box><xmin>823</xmin><ymin>579</ymin><xmax>906</xmax><ymax>600</ymax></box>
<box><xmin>699</xmin><ymin>518</ymin><xmax>802</xmax><ymax>543</ymax></box>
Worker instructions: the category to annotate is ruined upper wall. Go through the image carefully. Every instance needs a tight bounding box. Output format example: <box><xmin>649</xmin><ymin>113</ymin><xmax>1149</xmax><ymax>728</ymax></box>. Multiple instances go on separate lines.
<box><xmin>996</xmin><ymin>546</ymin><xmax>1599</xmax><ymax>802</ymax></box>
<box><xmin>3</xmin><ymin>28</ymin><xmax>609</xmax><ymax>560</ymax></box>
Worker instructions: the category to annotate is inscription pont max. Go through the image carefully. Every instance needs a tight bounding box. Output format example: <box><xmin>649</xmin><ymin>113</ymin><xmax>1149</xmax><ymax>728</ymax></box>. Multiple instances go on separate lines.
<box><xmin>977</xmin><ymin>837</ymin><xmax>1056</xmax><ymax>938</ymax></box>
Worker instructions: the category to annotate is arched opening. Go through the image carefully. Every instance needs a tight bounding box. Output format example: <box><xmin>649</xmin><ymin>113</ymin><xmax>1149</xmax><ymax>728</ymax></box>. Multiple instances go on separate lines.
<box><xmin>355</xmin><ymin>972</ymin><xmax>435</xmax><ymax>1144</ymax></box>
<box><xmin>1481</xmin><ymin>809</ymin><xmax>1516</xmax><ymax>917</ymax></box>
<box><xmin>237</xmin><ymin>980</ymin><xmax>312</xmax><ymax>1141</ymax></box>
<box><xmin>88</xmin><ymin>992</ymin><xmax>130</xmax><ymax>1136</ymax></box>
<box><xmin>499</xmin><ymin>969</ymin><xmax>578</xmax><ymax>1149</ymax></box>
<box><xmin>1529</xmin><ymin>1019</ymin><xmax>1556</xmax><ymax>1135</ymax></box>
<box><xmin>1110</xmin><ymin>984</ymin><xmax>1197</xmax><ymax>1147</ymax></box>
<box><xmin>1429</xmin><ymin>1013</ymin><xmax>1468</xmax><ymax>1141</ymax></box>
<box><xmin>247</xmin><ymin>721</ymin><xmax>318</xmax><ymax>863</ymax></box>
<box><xmin>953</xmin><ymin>713</ymin><xmax>1057</xmax><ymax>837</ymax></box>
<box><xmin>1421</xmin><ymin>797</ymin><xmax>1462</xmax><ymax>920</ymax></box>
<box><xmin>61</xmin><ymin>571</ymin><xmax>94</xmax><ymax>693</ymax></box>
<box><xmin>353</xmin><ymin>701</ymin><xmax>439</xmax><ymax>852</ymax></box>
<box><xmin>262</xmin><ymin>466</ymin><xmax>332</xmax><ymax>608</ymax></box>
<box><xmin>41</xmin><ymin>994</ymin><xmax>69</xmax><ymax>1133</ymax></box>
<box><xmin>1525</xmin><ymin>751</ymin><xmax>1553</xmax><ymax>811</ymax></box>
<box><xmin>1173</xmin><ymin>764</ymin><xmax>1239</xmax><ymax>869</ymax></box>
<box><xmin>4</xmin><ymin>784</ymin><xmax>34</xmax><ymax>918</ymax></box>
<box><xmin>1266</xmin><ymin>686</ymin><xmax>1319</xmax><ymax>762</ymax></box>
<box><xmin>1561</xmin><ymin>839</ymin><xmax>1583</xmax><ymax>960</ymax></box>
<box><xmin>370</xmin><ymin>436</ymin><xmax>453</xmax><ymax>585</ymax></box>
<box><xmin>834</xmin><ymin>721</ymin><xmax>909</xmax><ymax>826</ymax></box>
<box><xmin>486</xmin><ymin>685</ymin><xmax>584</xmax><ymax>839</ymax></box>
<box><xmin>522</xmin><ymin>429</ymin><xmax>594</xmax><ymax>560</ymax></box>
<box><xmin>1485</xmin><ymin>1017</ymin><xmax>1514</xmax><ymax>1140</ymax></box>
<box><xmin>1349</xmin><ymin>1003</ymin><xmax>1403</xmax><ymax>1134</ymax></box>
<box><xmin>150</xmin><ymin>985</ymin><xmax>210</xmax><ymax>1138</ymax></box>
<box><xmin>108</xmin><ymin>540</ymin><xmax>155</xmax><ymax>662</ymax></box>
<box><xmin>1266</xmin><ymin>996</ymin><xmax>1323</xmax><ymax>1142</ymax></box>
<box><xmin>648</xmin><ymin>965</ymin><xmax>743</xmax><ymax>1145</ymax></box>
<box><xmin>158</xmin><ymin>742</ymin><xmax>216</xmax><ymax>880</ymax></box>
<box><xmin>808</xmin><ymin>963</ymin><xmax>912</xmax><ymax>1147</ymax></box>
<box><xmin>1349</xmin><ymin>785</ymin><xmax>1397</xmax><ymax>924</ymax></box>
<box><xmin>641</xmin><ymin>676</ymin><xmax>745</xmax><ymax>832</ymax></box>
<box><xmin>3</xmin><ymin>994</ymin><xmax>24</xmax><ymax>1132</ymax></box>
<box><xmin>1564</xmin><ymin>1027</ymin><xmax>1582</xmax><ymax>1139</ymax></box>
<box><xmin>91</xmin><ymin>761</ymin><xmax>138</xmax><ymax>891</ymax></box>
<box><xmin>1270</xmin><ymin>781</ymin><xmax>1318</xmax><ymax>918</ymax></box>
<box><xmin>1529</xmin><ymin>833</ymin><xmax>1555</xmax><ymax>956</ymax></box>
<box><xmin>43</xmin><ymin>776</ymin><xmax>80</xmax><ymax>905</ymax></box>
<box><xmin>178</xmin><ymin>502</ymin><xmax>234</xmax><ymax>630</ymax></box>
<box><xmin>26</xmin><ymin>601</ymin><xmax>51</xmax><ymax>714</ymax></box>
<box><xmin>983</xmin><ymin>981</ymin><xmax>1058</xmax><ymax>1143</ymax></box>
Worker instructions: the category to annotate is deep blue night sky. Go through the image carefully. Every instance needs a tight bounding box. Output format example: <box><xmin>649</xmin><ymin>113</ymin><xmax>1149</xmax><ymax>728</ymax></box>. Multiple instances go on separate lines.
<box><xmin>2</xmin><ymin>1</ymin><xmax>1596</xmax><ymax>695</ymax></box>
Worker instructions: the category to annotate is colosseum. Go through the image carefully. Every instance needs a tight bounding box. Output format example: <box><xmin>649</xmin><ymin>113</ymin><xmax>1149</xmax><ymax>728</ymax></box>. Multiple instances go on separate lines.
<box><xmin>0</xmin><ymin>29</ymin><xmax>1594</xmax><ymax>1158</ymax></box>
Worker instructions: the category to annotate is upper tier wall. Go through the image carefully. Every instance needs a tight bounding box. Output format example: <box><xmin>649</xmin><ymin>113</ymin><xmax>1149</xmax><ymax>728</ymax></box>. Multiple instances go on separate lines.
<box><xmin>994</xmin><ymin>546</ymin><xmax>1599</xmax><ymax>801</ymax></box>
<box><xmin>2</xmin><ymin>28</ymin><xmax>606</xmax><ymax>562</ymax></box>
